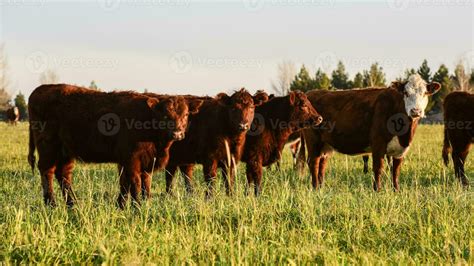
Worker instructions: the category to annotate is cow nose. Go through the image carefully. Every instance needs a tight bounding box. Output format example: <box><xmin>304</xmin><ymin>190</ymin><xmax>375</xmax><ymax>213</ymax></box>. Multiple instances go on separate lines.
<box><xmin>239</xmin><ymin>123</ymin><xmax>249</xmax><ymax>131</ymax></box>
<box><xmin>410</xmin><ymin>108</ymin><xmax>422</xmax><ymax>118</ymax></box>
<box><xmin>315</xmin><ymin>116</ymin><xmax>323</xmax><ymax>125</ymax></box>
<box><xmin>172</xmin><ymin>131</ymin><xmax>184</xmax><ymax>140</ymax></box>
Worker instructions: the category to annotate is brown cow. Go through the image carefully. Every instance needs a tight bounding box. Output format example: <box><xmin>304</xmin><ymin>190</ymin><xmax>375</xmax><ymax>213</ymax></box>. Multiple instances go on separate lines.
<box><xmin>128</xmin><ymin>89</ymin><xmax>262</xmax><ymax>198</ymax></box>
<box><xmin>241</xmin><ymin>91</ymin><xmax>323</xmax><ymax>195</ymax></box>
<box><xmin>28</xmin><ymin>84</ymin><xmax>198</xmax><ymax>207</ymax></box>
<box><xmin>442</xmin><ymin>91</ymin><xmax>473</xmax><ymax>187</ymax></box>
<box><xmin>6</xmin><ymin>106</ymin><xmax>19</xmax><ymax>125</ymax></box>
<box><xmin>302</xmin><ymin>74</ymin><xmax>440</xmax><ymax>191</ymax></box>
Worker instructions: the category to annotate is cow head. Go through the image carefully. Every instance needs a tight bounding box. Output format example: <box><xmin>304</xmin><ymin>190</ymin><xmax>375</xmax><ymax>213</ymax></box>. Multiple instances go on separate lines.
<box><xmin>288</xmin><ymin>91</ymin><xmax>323</xmax><ymax>129</ymax></box>
<box><xmin>391</xmin><ymin>74</ymin><xmax>441</xmax><ymax>119</ymax></box>
<box><xmin>216</xmin><ymin>88</ymin><xmax>256</xmax><ymax>133</ymax></box>
<box><xmin>147</xmin><ymin>96</ymin><xmax>203</xmax><ymax>141</ymax></box>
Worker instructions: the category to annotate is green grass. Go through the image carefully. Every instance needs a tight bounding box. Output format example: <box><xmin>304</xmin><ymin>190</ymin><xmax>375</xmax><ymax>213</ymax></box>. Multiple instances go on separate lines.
<box><xmin>0</xmin><ymin>122</ymin><xmax>472</xmax><ymax>264</ymax></box>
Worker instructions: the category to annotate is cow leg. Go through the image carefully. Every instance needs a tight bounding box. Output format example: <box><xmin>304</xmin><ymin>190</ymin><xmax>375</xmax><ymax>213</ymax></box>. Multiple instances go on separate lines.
<box><xmin>219</xmin><ymin>161</ymin><xmax>235</xmax><ymax>196</ymax></box>
<box><xmin>55</xmin><ymin>156</ymin><xmax>76</xmax><ymax>207</ymax></box>
<box><xmin>179</xmin><ymin>164</ymin><xmax>195</xmax><ymax>194</ymax></box>
<box><xmin>245</xmin><ymin>163</ymin><xmax>255</xmax><ymax>196</ymax></box>
<box><xmin>372</xmin><ymin>151</ymin><xmax>385</xmax><ymax>192</ymax></box>
<box><xmin>452</xmin><ymin>148</ymin><xmax>470</xmax><ymax>187</ymax></box>
<box><xmin>165</xmin><ymin>164</ymin><xmax>178</xmax><ymax>194</ymax></box>
<box><xmin>117</xmin><ymin>170</ymin><xmax>130</xmax><ymax>209</ymax></box>
<box><xmin>318</xmin><ymin>156</ymin><xmax>328</xmax><ymax>186</ymax></box>
<box><xmin>246</xmin><ymin>158</ymin><xmax>263</xmax><ymax>196</ymax></box>
<box><xmin>363</xmin><ymin>156</ymin><xmax>369</xmax><ymax>174</ymax></box>
<box><xmin>203</xmin><ymin>160</ymin><xmax>218</xmax><ymax>198</ymax></box>
<box><xmin>308</xmin><ymin>155</ymin><xmax>321</xmax><ymax>189</ymax></box>
<box><xmin>37</xmin><ymin>144</ymin><xmax>59</xmax><ymax>206</ymax></box>
<box><xmin>141</xmin><ymin>172</ymin><xmax>152</xmax><ymax>200</ymax></box>
<box><xmin>391</xmin><ymin>157</ymin><xmax>403</xmax><ymax>191</ymax></box>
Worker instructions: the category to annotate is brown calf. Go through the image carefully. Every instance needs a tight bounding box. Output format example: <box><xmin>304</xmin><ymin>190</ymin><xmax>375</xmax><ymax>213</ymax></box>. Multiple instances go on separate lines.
<box><xmin>442</xmin><ymin>91</ymin><xmax>473</xmax><ymax>187</ymax></box>
<box><xmin>28</xmin><ymin>84</ymin><xmax>195</xmax><ymax>207</ymax></box>
<box><xmin>241</xmin><ymin>91</ymin><xmax>323</xmax><ymax>195</ymax></box>
<box><xmin>6</xmin><ymin>106</ymin><xmax>19</xmax><ymax>125</ymax></box>
<box><xmin>302</xmin><ymin>74</ymin><xmax>440</xmax><ymax>191</ymax></box>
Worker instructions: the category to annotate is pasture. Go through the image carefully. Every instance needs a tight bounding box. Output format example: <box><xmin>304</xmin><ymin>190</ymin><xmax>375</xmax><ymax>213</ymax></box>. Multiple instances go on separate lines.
<box><xmin>0</xmin><ymin>122</ymin><xmax>472</xmax><ymax>264</ymax></box>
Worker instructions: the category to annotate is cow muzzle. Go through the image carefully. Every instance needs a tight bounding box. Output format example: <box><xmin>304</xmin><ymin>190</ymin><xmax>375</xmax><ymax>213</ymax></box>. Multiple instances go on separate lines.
<box><xmin>171</xmin><ymin>131</ymin><xmax>185</xmax><ymax>141</ymax></box>
<box><xmin>238</xmin><ymin>123</ymin><xmax>250</xmax><ymax>131</ymax></box>
<box><xmin>410</xmin><ymin>108</ymin><xmax>422</xmax><ymax>118</ymax></box>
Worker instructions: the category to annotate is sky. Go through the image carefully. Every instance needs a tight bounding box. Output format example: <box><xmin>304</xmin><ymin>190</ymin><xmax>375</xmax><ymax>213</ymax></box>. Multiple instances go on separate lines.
<box><xmin>0</xmin><ymin>0</ymin><xmax>473</xmax><ymax>97</ymax></box>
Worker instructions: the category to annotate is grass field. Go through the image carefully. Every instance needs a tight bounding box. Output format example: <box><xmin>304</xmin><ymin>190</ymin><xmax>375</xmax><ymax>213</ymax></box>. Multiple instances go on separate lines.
<box><xmin>0</xmin><ymin>122</ymin><xmax>472</xmax><ymax>264</ymax></box>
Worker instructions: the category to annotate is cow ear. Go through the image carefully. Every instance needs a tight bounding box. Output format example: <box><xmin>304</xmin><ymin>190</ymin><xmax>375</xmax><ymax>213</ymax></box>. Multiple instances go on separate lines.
<box><xmin>188</xmin><ymin>99</ymin><xmax>203</xmax><ymax>114</ymax></box>
<box><xmin>146</xmin><ymin>98</ymin><xmax>160</xmax><ymax>110</ymax></box>
<box><xmin>216</xmin><ymin>93</ymin><xmax>231</xmax><ymax>106</ymax></box>
<box><xmin>426</xmin><ymin>82</ymin><xmax>441</xmax><ymax>96</ymax></box>
<box><xmin>390</xmin><ymin>81</ymin><xmax>406</xmax><ymax>94</ymax></box>
<box><xmin>252</xmin><ymin>90</ymin><xmax>269</xmax><ymax>106</ymax></box>
<box><xmin>289</xmin><ymin>91</ymin><xmax>296</xmax><ymax>105</ymax></box>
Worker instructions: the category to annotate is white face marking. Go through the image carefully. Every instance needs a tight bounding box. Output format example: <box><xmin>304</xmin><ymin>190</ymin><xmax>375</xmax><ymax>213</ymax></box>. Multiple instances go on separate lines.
<box><xmin>403</xmin><ymin>74</ymin><xmax>429</xmax><ymax>118</ymax></box>
<box><xmin>386</xmin><ymin>136</ymin><xmax>410</xmax><ymax>158</ymax></box>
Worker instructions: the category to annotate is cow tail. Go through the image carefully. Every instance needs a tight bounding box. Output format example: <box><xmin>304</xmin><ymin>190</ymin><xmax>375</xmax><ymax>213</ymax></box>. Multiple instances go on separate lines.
<box><xmin>442</xmin><ymin>126</ymin><xmax>451</xmax><ymax>166</ymax></box>
<box><xmin>28</xmin><ymin>124</ymin><xmax>36</xmax><ymax>174</ymax></box>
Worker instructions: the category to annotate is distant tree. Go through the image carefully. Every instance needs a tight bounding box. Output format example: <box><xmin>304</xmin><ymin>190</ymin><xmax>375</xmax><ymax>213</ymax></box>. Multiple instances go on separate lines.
<box><xmin>14</xmin><ymin>92</ymin><xmax>27</xmax><ymax>120</ymax></box>
<box><xmin>39</xmin><ymin>69</ymin><xmax>59</xmax><ymax>84</ymax></box>
<box><xmin>429</xmin><ymin>64</ymin><xmax>453</xmax><ymax>112</ymax></box>
<box><xmin>453</xmin><ymin>61</ymin><xmax>470</xmax><ymax>91</ymax></box>
<box><xmin>331</xmin><ymin>61</ymin><xmax>351</xmax><ymax>89</ymax></box>
<box><xmin>290</xmin><ymin>65</ymin><xmax>315</xmax><ymax>92</ymax></box>
<box><xmin>0</xmin><ymin>44</ymin><xmax>12</xmax><ymax>112</ymax></box>
<box><xmin>417</xmin><ymin>59</ymin><xmax>431</xmax><ymax>82</ymax></box>
<box><xmin>89</xmin><ymin>80</ymin><xmax>98</xmax><ymax>90</ymax></box>
<box><xmin>352</xmin><ymin>72</ymin><xmax>364</xmax><ymax>88</ymax></box>
<box><xmin>271</xmin><ymin>60</ymin><xmax>296</xmax><ymax>95</ymax></box>
<box><xmin>362</xmin><ymin>63</ymin><xmax>386</xmax><ymax>87</ymax></box>
<box><xmin>313</xmin><ymin>68</ymin><xmax>331</xmax><ymax>90</ymax></box>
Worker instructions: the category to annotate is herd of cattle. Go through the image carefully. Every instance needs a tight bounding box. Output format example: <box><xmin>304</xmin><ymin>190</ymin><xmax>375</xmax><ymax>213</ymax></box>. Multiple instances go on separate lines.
<box><xmin>20</xmin><ymin>73</ymin><xmax>471</xmax><ymax>207</ymax></box>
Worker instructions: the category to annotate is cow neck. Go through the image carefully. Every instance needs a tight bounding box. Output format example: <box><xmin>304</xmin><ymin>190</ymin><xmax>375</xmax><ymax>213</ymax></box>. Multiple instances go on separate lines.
<box><xmin>398</xmin><ymin>117</ymin><xmax>418</xmax><ymax>148</ymax></box>
<box><xmin>126</xmin><ymin>99</ymin><xmax>168</xmax><ymax>143</ymax></box>
<box><xmin>256</xmin><ymin>97</ymin><xmax>294</xmax><ymax>141</ymax></box>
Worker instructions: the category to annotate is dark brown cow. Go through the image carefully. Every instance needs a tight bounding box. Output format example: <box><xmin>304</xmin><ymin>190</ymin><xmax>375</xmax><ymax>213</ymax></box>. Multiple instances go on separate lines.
<box><xmin>6</xmin><ymin>106</ymin><xmax>19</xmax><ymax>125</ymax></box>
<box><xmin>302</xmin><ymin>74</ymin><xmax>440</xmax><ymax>191</ymax></box>
<box><xmin>442</xmin><ymin>91</ymin><xmax>473</xmax><ymax>187</ymax></box>
<box><xmin>129</xmin><ymin>89</ymin><xmax>262</xmax><ymax>197</ymax></box>
<box><xmin>28</xmin><ymin>84</ymin><xmax>198</xmax><ymax>207</ymax></box>
<box><xmin>241</xmin><ymin>91</ymin><xmax>323</xmax><ymax>195</ymax></box>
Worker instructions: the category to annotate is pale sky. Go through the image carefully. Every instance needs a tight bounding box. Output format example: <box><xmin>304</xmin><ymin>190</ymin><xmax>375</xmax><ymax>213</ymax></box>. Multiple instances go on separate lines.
<box><xmin>1</xmin><ymin>0</ymin><xmax>473</xmax><ymax>97</ymax></box>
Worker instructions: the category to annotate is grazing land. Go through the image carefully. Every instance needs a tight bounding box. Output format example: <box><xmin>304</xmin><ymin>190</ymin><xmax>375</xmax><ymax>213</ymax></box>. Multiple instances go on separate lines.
<box><xmin>0</xmin><ymin>122</ymin><xmax>472</xmax><ymax>264</ymax></box>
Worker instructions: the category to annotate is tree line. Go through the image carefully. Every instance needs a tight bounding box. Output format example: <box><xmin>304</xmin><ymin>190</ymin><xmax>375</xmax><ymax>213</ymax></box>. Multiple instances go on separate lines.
<box><xmin>273</xmin><ymin>59</ymin><xmax>474</xmax><ymax>113</ymax></box>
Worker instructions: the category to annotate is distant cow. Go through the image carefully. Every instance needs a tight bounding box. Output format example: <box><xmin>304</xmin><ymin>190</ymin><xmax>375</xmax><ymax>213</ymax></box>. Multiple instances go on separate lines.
<box><xmin>442</xmin><ymin>91</ymin><xmax>473</xmax><ymax>187</ymax></box>
<box><xmin>6</xmin><ymin>106</ymin><xmax>19</xmax><ymax>125</ymax></box>
<box><xmin>241</xmin><ymin>91</ymin><xmax>323</xmax><ymax>195</ymax></box>
<box><xmin>130</xmin><ymin>89</ymin><xmax>262</xmax><ymax>197</ymax></box>
<box><xmin>28</xmin><ymin>84</ymin><xmax>197</xmax><ymax>207</ymax></box>
<box><xmin>302</xmin><ymin>74</ymin><xmax>440</xmax><ymax>191</ymax></box>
